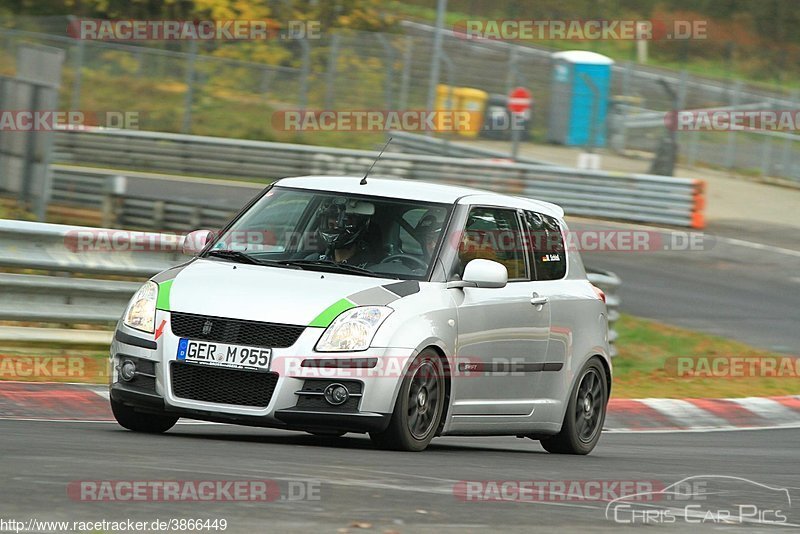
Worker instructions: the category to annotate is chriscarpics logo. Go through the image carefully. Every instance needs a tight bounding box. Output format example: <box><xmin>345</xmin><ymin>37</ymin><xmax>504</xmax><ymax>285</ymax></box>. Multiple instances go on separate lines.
<box><xmin>606</xmin><ymin>475</ymin><xmax>793</xmax><ymax>526</ymax></box>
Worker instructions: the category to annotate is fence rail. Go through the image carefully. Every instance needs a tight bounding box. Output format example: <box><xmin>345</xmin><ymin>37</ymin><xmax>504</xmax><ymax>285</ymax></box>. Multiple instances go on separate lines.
<box><xmin>52</xmin><ymin>128</ymin><xmax>705</xmax><ymax>229</ymax></box>
<box><xmin>0</xmin><ymin>219</ymin><xmax>620</xmax><ymax>354</ymax></box>
<box><xmin>3</xmin><ymin>21</ymin><xmax>800</xmax><ymax>181</ymax></box>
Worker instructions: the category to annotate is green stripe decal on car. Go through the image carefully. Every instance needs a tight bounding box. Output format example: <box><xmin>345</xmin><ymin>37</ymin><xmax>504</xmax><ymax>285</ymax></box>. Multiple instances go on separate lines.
<box><xmin>309</xmin><ymin>298</ymin><xmax>355</xmax><ymax>328</ymax></box>
<box><xmin>156</xmin><ymin>280</ymin><xmax>173</xmax><ymax>311</ymax></box>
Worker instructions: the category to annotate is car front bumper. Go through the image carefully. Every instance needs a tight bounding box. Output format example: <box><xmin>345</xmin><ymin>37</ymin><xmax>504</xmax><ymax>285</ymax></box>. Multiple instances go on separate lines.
<box><xmin>110</xmin><ymin>311</ymin><xmax>417</xmax><ymax>433</ymax></box>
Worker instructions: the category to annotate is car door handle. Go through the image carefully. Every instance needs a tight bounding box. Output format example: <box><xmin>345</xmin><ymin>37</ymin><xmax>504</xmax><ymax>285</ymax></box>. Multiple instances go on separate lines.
<box><xmin>530</xmin><ymin>294</ymin><xmax>549</xmax><ymax>306</ymax></box>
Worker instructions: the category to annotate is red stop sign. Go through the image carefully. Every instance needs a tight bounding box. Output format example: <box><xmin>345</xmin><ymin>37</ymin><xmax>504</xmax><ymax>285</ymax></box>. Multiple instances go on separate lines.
<box><xmin>507</xmin><ymin>87</ymin><xmax>532</xmax><ymax>114</ymax></box>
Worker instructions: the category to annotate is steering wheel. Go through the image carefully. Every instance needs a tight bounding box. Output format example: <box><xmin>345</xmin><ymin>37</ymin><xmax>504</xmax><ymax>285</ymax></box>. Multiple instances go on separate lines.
<box><xmin>381</xmin><ymin>253</ymin><xmax>428</xmax><ymax>270</ymax></box>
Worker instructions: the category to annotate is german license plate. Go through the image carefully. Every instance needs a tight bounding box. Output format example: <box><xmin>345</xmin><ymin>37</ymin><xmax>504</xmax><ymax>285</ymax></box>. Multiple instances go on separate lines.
<box><xmin>176</xmin><ymin>338</ymin><xmax>271</xmax><ymax>372</ymax></box>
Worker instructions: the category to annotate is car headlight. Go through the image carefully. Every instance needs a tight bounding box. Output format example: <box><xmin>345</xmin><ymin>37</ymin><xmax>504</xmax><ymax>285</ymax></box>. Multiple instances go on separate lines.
<box><xmin>123</xmin><ymin>281</ymin><xmax>158</xmax><ymax>333</ymax></box>
<box><xmin>315</xmin><ymin>306</ymin><xmax>393</xmax><ymax>352</ymax></box>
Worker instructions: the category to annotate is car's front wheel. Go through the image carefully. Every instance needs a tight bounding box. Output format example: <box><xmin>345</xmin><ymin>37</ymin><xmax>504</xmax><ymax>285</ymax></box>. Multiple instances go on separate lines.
<box><xmin>540</xmin><ymin>358</ymin><xmax>608</xmax><ymax>455</ymax></box>
<box><xmin>111</xmin><ymin>398</ymin><xmax>179</xmax><ymax>434</ymax></box>
<box><xmin>370</xmin><ymin>350</ymin><xmax>445</xmax><ymax>452</ymax></box>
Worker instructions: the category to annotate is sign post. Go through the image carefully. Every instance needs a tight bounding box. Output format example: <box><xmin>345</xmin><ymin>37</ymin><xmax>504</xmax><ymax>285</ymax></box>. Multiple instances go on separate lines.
<box><xmin>507</xmin><ymin>87</ymin><xmax>531</xmax><ymax>161</ymax></box>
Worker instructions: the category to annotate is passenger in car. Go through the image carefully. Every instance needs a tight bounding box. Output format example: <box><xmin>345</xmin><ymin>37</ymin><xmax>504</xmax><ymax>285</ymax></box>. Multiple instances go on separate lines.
<box><xmin>313</xmin><ymin>199</ymin><xmax>378</xmax><ymax>268</ymax></box>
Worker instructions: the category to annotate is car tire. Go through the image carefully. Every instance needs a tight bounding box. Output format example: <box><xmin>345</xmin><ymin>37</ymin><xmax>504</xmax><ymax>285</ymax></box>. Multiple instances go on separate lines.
<box><xmin>369</xmin><ymin>350</ymin><xmax>446</xmax><ymax>452</ymax></box>
<box><xmin>540</xmin><ymin>358</ymin><xmax>608</xmax><ymax>455</ymax></box>
<box><xmin>111</xmin><ymin>398</ymin><xmax>179</xmax><ymax>434</ymax></box>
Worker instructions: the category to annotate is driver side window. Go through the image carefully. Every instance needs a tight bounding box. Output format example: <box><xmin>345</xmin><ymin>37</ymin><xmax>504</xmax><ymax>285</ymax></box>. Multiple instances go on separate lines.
<box><xmin>455</xmin><ymin>207</ymin><xmax>528</xmax><ymax>280</ymax></box>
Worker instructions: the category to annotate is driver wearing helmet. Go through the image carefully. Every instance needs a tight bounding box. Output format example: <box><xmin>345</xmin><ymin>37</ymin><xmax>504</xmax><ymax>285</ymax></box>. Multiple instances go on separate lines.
<box><xmin>313</xmin><ymin>198</ymin><xmax>376</xmax><ymax>268</ymax></box>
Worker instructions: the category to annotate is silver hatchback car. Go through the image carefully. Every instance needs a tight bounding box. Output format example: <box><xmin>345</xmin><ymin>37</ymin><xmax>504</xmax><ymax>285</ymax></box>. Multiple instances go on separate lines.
<box><xmin>110</xmin><ymin>176</ymin><xmax>611</xmax><ymax>454</ymax></box>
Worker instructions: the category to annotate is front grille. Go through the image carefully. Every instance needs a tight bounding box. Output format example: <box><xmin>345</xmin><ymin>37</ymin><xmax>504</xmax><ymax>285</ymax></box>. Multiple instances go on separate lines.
<box><xmin>170</xmin><ymin>312</ymin><xmax>304</xmax><ymax>348</ymax></box>
<box><xmin>294</xmin><ymin>379</ymin><xmax>363</xmax><ymax>413</ymax></box>
<box><xmin>171</xmin><ymin>362</ymin><xmax>279</xmax><ymax>407</ymax></box>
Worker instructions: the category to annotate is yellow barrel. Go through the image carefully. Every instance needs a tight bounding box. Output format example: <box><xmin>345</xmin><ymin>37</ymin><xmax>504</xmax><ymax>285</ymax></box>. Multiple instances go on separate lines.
<box><xmin>453</xmin><ymin>87</ymin><xmax>488</xmax><ymax>137</ymax></box>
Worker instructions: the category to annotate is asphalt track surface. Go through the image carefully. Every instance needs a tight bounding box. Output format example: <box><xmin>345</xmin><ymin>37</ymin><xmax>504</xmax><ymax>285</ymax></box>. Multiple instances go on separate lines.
<box><xmin>1</xmin><ymin>419</ymin><xmax>798</xmax><ymax>533</ymax></box>
<box><xmin>14</xmin><ymin>174</ymin><xmax>794</xmax><ymax>533</ymax></box>
<box><xmin>573</xmin><ymin>219</ymin><xmax>800</xmax><ymax>355</ymax></box>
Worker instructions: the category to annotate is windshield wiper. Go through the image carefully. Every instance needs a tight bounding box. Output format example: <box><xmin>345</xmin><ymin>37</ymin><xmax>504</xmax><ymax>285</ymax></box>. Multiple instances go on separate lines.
<box><xmin>275</xmin><ymin>259</ymin><xmax>394</xmax><ymax>278</ymax></box>
<box><xmin>206</xmin><ymin>249</ymin><xmax>265</xmax><ymax>265</ymax></box>
<box><xmin>207</xmin><ymin>250</ymin><xmax>307</xmax><ymax>269</ymax></box>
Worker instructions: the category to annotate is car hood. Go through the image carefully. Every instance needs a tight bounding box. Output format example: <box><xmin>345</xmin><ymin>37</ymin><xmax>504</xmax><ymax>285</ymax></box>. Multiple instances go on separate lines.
<box><xmin>158</xmin><ymin>258</ymin><xmax>416</xmax><ymax>327</ymax></box>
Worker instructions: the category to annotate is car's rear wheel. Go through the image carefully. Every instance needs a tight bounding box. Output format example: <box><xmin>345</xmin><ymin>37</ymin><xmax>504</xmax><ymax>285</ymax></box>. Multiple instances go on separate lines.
<box><xmin>111</xmin><ymin>398</ymin><xmax>179</xmax><ymax>434</ymax></box>
<box><xmin>370</xmin><ymin>350</ymin><xmax>445</xmax><ymax>452</ymax></box>
<box><xmin>540</xmin><ymin>358</ymin><xmax>607</xmax><ymax>455</ymax></box>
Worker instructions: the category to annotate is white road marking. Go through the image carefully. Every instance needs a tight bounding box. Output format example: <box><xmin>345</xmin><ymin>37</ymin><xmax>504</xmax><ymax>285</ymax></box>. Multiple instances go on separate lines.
<box><xmin>639</xmin><ymin>398</ymin><xmax>732</xmax><ymax>429</ymax></box>
<box><xmin>604</xmin><ymin>422</ymin><xmax>800</xmax><ymax>433</ymax></box>
<box><xmin>728</xmin><ymin>397</ymin><xmax>799</xmax><ymax>423</ymax></box>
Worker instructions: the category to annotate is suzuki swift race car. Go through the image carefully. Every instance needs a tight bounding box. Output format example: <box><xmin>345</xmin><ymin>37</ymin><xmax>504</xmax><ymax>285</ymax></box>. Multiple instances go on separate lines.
<box><xmin>110</xmin><ymin>176</ymin><xmax>611</xmax><ymax>454</ymax></box>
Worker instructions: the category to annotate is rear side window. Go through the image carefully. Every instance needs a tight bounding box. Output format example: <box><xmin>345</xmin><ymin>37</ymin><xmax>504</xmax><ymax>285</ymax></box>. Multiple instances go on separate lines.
<box><xmin>457</xmin><ymin>207</ymin><xmax>528</xmax><ymax>280</ymax></box>
<box><xmin>524</xmin><ymin>211</ymin><xmax>567</xmax><ymax>280</ymax></box>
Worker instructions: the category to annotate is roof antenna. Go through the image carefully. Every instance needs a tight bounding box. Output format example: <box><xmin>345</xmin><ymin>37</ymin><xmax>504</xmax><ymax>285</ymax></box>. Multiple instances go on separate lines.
<box><xmin>361</xmin><ymin>137</ymin><xmax>392</xmax><ymax>185</ymax></box>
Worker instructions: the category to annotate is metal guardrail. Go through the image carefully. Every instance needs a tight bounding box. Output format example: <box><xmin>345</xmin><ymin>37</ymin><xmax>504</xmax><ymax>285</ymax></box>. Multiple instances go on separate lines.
<box><xmin>585</xmin><ymin>268</ymin><xmax>621</xmax><ymax>358</ymax></box>
<box><xmin>615</xmin><ymin>102</ymin><xmax>771</xmax><ymax>130</ymax></box>
<box><xmin>0</xmin><ymin>220</ymin><xmax>620</xmax><ymax>355</ymax></box>
<box><xmin>50</xmin><ymin>165</ymin><xmax>256</xmax><ymax>230</ymax></box>
<box><xmin>387</xmin><ymin>131</ymin><xmax>554</xmax><ymax>165</ymax></box>
<box><xmin>52</xmin><ymin>128</ymin><xmax>705</xmax><ymax>228</ymax></box>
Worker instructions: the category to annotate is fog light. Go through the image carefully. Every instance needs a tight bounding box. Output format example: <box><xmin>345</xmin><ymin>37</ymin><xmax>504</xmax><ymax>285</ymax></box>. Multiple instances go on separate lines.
<box><xmin>119</xmin><ymin>360</ymin><xmax>136</xmax><ymax>382</ymax></box>
<box><xmin>323</xmin><ymin>383</ymin><xmax>349</xmax><ymax>406</ymax></box>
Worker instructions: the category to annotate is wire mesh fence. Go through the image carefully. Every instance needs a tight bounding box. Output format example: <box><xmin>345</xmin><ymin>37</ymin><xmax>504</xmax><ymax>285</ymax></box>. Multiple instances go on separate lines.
<box><xmin>0</xmin><ymin>16</ymin><xmax>799</xmax><ymax>182</ymax></box>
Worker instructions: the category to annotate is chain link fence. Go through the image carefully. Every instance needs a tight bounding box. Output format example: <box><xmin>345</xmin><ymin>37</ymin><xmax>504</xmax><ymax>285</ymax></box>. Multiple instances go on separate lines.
<box><xmin>0</xmin><ymin>17</ymin><xmax>799</xmax><ymax>182</ymax></box>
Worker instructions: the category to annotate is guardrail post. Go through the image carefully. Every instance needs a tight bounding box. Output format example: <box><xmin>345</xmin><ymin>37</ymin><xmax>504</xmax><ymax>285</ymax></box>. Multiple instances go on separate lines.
<box><xmin>152</xmin><ymin>200</ymin><xmax>166</xmax><ymax>231</ymax></box>
<box><xmin>190</xmin><ymin>206</ymin><xmax>202</xmax><ymax>230</ymax></box>
<box><xmin>102</xmin><ymin>175</ymin><xmax>126</xmax><ymax>227</ymax></box>
<box><xmin>586</xmin><ymin>269</ymin><xmax>621</xmax><ymax>358</ymax></box>
<box><xmin>760</xmin><ymin>104</ymin><xmax>774</xmax><ymax>177</ymax></box>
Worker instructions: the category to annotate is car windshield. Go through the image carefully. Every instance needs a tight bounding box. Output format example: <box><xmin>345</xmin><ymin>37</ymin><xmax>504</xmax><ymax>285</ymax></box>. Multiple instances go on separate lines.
<box><xmin>204</xmin><ymin>186</ymin><xmax>452</xmax><ymax>280</ymax></box>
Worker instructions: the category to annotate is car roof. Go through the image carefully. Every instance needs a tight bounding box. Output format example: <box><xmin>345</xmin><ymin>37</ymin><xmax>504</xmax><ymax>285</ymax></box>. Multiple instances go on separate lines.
<box><xmin>275</xmin><ymin>175</ymin><xmax>565</xmax><ymax>219</ymax></box>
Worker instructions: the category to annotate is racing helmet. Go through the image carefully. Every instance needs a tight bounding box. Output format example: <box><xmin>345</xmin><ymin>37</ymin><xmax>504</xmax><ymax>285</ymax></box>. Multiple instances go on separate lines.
<box><xmin>317</xmin><ymin>198</ymin><xmax>372</xmax><ymax>249</ymax></box>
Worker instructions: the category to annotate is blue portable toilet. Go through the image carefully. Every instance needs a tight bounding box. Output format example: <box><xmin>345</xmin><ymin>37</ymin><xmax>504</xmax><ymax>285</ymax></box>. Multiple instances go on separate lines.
<box><xmin>547</xmin><ymin>51</ymin><xmax>614</xmax><ymax>147</ymax></box>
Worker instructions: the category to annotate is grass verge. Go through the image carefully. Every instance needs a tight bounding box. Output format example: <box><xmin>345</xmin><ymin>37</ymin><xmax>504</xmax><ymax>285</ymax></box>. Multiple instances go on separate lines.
<box><xmin>613</xmin><ymin>314</ymin><xmax>798</xmax><ymax>399</ymax></box>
